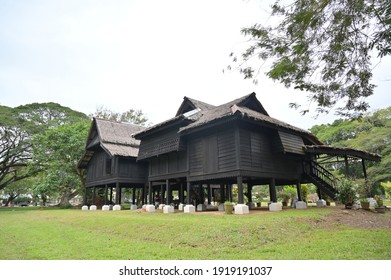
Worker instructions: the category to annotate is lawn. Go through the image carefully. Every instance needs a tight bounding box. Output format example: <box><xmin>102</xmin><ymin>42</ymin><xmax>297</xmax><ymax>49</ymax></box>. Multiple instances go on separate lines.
<box><xmin>0</xmin><ymin>206</ymin><xmax>390</xmax><ymax>260</ymax></box>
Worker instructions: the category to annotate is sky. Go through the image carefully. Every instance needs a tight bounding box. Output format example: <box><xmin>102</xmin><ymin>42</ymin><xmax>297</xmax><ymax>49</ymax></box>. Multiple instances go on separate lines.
<box><xmin>1</xmin><ymin>0</ymin><xmax>390</xmax><ymax>130</ymax></box>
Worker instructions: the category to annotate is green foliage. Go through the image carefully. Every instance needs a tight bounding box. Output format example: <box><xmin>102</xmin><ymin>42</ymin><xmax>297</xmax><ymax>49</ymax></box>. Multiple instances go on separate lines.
<box><xmin>0</xmin><ymin>103</ymin><xmax>89</xmax><ymax>193</ymax></box>
<box><xmin>91</xmin><ymin>106</ymin><xmax>149</xmax><ymax>126</ymax></box>
<box><xmin>310</xmin><ymin>106</ymin><xmax>391</xmax><ymax>186</ymax></box>
<box><xmin>375</xmin><ymin>195</ymin><xmax>384</xmax><ymax>207</ymax></box>
<box><xmin>381</xmin><ymin>182</ymin><xmax>391</xmax><ymax>199</ymax></box>
<box><xmin>301</xmin><ymin>184</ymin><xmax>309</xmax><ymax>202</ymax></box>
<box><xmin>337</xmin><ymin>179</ymin><xmax>358</xmax><ymax>205</ymax></box>
<box><xmin>32</xmin><ymin>121</ymin><xmax>90</xmax><ymax>205</ymax></box>
<box><xmin>231</xmin><ymin>0</ymin><xmax>390</xmax><ymax>117</ymax></box>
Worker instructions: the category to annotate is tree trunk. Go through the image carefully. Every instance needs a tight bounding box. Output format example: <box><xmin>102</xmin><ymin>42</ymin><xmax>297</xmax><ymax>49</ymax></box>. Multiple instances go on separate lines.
<box><xmin>5</xmin><ymin>194</ymin><xmax>18</xmax><ymax>206</ymax></box>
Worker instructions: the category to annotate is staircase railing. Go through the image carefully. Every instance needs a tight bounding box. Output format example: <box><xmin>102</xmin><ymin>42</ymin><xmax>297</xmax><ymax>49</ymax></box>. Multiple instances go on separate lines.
<box><xmin>304</xmin><ymin>160</ymin><xmax>339</xmax><ymax>193</ymax></box>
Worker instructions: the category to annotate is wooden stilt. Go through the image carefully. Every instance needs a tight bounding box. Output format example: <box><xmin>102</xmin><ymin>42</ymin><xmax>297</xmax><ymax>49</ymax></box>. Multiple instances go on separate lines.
<box><xmin>83</xmin><ymin>187</ymin><xmax>88</xmax><ymax>205</ymax></box>
<box><xmin>166</xmin><ymin>179</ymin><xmax>171</xmax><ymax>205</ymax></box>
<box><xmin>104</xmin><ymin>185</ymin><xmax>108</xmax><ymax>205</ymax></box>
<box><xmin>148</xmin><ymin>181</ymin><xmax>153</xmax><ymax>204</ymax></box>
<box><xmin>362</xmin><ymin>158</ymin><xmax>367</xmax><ymax>179</ymax></box>
<box><xmin>207</xmin><ymin>184</ymin><xmax>212</xmax><ymax>204</ymax></box>
<box><xmin>296</xmin><ymin>180</ymin><xmax>303</xmax><ymax>201</ymax></box>
<box><xmin>237</xmin><ymin>176</ymin><xmax>244</xmax><ymax>204</ymax></box>
<box><xmin>220</xmin><ymin>184</ymin><xmax>225</xmax><ymax>203</ymax></box>
<box><xmin>186</xmin><ymin>182</ymin><xmax>191</xmax><ymax>204</ymax></box>
<box><xmin>115</xmin><ymin>183</ymin><xmax>120</xmax><ymax>204</ymax></box>
<box><xmin>269</xmin><ymin>178</ymin><xmax>277</xmax><ymax>203</ymax></box>
<box><xmin>132</xmin><ymin>187</ymin><xmax>136</xmax><ymax>205</ymax></box>
<box><xmin>179</xmin><ymin>183</ymin><xmax>184</xmax><ymax>204</ymax></box>
<box><xmin>247</xmin><ymin>184</ymin><xmax>253</xmax><ymax>204</ymax></box>
<box><xmin>161</xmin><ymin>184</ymin><xmax>165</xmax><ymax>204</ymax></box>
<box><xmin>92</xmin><ymin>186</ymin><xmax>96</xmax><ymax>205</ymax></box>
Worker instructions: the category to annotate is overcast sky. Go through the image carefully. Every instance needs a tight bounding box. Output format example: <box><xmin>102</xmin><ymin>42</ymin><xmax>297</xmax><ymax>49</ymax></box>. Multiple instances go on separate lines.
<box><xmin>1</xmin><ymin>0</ymin><xmax>390</xmax><ymax>129</ymax></box>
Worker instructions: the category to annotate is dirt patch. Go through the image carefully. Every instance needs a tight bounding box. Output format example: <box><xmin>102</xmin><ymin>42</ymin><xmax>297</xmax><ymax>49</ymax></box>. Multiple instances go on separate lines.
<box><xmin>320</xmin><ymin>206</ymin><xmax>391</xmax><ymax>230</ymax></box>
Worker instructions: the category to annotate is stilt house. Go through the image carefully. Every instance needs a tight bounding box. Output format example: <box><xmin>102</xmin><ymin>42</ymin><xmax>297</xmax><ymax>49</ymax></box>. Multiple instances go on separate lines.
<box><xmin>78</xmin><ymin>118</ymin><xmax>148</xmax><ymax>207</ymax></box>
<box><xmin>79</xmin><ymin>93</ymin><xmax>381</xmax><ymax>210</ymax></box>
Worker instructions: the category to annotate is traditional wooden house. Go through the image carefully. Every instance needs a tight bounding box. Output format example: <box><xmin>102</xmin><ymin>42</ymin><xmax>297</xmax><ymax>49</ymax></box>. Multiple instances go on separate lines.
<box><xmin>79</xmin><ymin>93</ymin><xmax>380</xmax><ymax>212</ymax></box>
<box><xmin>134</xmin><ymin>92</ymin><xmax>381</xmax><ymax>213</ymax></box>
<box><xmin>78</xmin><ymin>118</ymin><xmax>148</xmax><ymax>209</ymax></box>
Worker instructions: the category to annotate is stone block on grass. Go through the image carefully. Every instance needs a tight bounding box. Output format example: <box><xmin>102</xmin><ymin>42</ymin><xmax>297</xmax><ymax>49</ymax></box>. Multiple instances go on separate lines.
<box><xmin>295</xmin><ymin>201</ymin><xmax>307</xmax><ymax>209</ymax></box>
<box><xmin>81</xmin><ymin>205</ymin><xmax>88</xmax><ymax>211</ymax></box>
<box><xmin>316</xmin><ymin>199</ymin><xmax>326</xmax><ymax>208</ymax></box>
<box><xmin>197</xmin><ymin>204</ymin><xmax>206</xmax><ymax>211</ymax></box>
<box><xmin>235</xmin><ymin>204</ymin><xmax>249</xmax><ymax>215</ymax></box>
<box><xmin>178</xmin><ymin>203</ymin><xmax>184</xmax><ymax>211</ymax></box>
<box><xmin>130</xmin><ymin>205</ymin><xmax>138</xmax><ymax>210</ymax></box>
<box><xmin>184</xmin><ymin>204</ymin><xmax>195</xmax><ymax>213</ymax></box>
<box><xmin>89</xmin><ymin>205</ymin><xmax>97</xmax><ymax>211</ymax></box>
<box><xmin>163</xmin><ymin>205</ymin><xmax>174</xmax><ymax>214</ymax></box>
<box><xmin>269</xmin><ymin>202</ymin><xmax>282</xmax><ymax>212</ymax></box>
<box><xmin>145</xmin><ymin>205</ymin><xmax>156</xmax><ymax>212</ymax></box>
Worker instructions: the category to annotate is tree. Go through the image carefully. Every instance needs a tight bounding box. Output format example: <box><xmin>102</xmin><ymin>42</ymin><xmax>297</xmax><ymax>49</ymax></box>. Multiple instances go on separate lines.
<box><xmin>0</xmin><ymin>103</ymin><xmax>89</xmax><ymax>195</ymax></box>
<box><xmin>309</xmin><ymin>106</ymin><xmax>391</xmax><ymax>189</ymax></box>
<box><xmin>32</xmin><ymin>122</ymin><xmax>90</xmax><ymax>206</ymax></box>
<box><xmin>231</xmin><ymin>0</ymin><xmax>390</xmax><ymax>117</ymax></box>
<box><xmin>0</xmin><ymin>177</ymin><xmax>32</xmax><ymax>206</ymax></box>
<box><xmin>91</xmin><ymin>106</ymin><xmax>149</xmax><ymax>126</ymax></box>
<box><xmin>0</xmin><ymin>125</ymin><xmax>32</xmax><ymax>191</ymax></box>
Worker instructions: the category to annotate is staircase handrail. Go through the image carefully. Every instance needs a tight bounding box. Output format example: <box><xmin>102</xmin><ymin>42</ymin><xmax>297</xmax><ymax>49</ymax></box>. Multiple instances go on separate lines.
<box><xmin>305</xmin><ymin>161</ymin><xmax>339</xmax><ymax>191</ymax></box>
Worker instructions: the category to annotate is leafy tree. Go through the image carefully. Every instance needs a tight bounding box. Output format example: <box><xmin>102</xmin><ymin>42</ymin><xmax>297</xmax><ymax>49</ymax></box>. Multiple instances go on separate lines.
<box><xmin>91</xmin><ymin>106</ymin><xmax>149</xmax><ymax>125</ymax></box>
<box><xmin>0</xmin><ymin>124</ymin><xmax>32</xmax><ymax>191</ymax></box>
<box><xmin>0</xmin><ymin>103</ymin><xmax>89</xmax><ymax>198</ymax></box>
<box><xmin>32</xmin><ymin>122</ymin><xmax>90</xmax><ymax>206</ymax></box>
<box><xmin>0</xmin><ymin>177</ymin><xmax>32</xmax><ymax>206</ymax></box>
<box><xmin>231</xmin><ymin>0</ymin><xmax>390</xmax><ymax>117</ymax></box>
<box><xmin>310</xmin><ymin>106</ymin><xmax>391</xmax><ymax>190</ymax></box>
<box><xmin>15</xmin><ymin>102</ymin><xmax>89</xmax><ymax>134</ymax></box>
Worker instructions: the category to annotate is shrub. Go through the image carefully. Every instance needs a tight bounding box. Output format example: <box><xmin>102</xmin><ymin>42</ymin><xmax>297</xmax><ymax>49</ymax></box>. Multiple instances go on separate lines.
<box><xmin>337</xmin><ymin>179</ymin><xmax>358</xmax><ymax>206</ymax></box>
<box><xmin>301</xmin><ymin>184</ymin><xmax>309</xmax><ymax>202</ymax></box>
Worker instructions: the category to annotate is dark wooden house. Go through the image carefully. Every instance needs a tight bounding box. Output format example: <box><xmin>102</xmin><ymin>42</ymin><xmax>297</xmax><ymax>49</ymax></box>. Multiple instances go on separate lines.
<box><xmin>134</xmin><ymin>93</ymin><xmax>381</xmax><ymax>211</ymax></box>
<box><xmin>79</xmin><ymin>93</ymin><xmax>380</xmax><ymax>212</ymax></box>
<box><xmin>78</xmin><ymin>118</ymin><xmax>148</xmax><ymax>208</ymax></box>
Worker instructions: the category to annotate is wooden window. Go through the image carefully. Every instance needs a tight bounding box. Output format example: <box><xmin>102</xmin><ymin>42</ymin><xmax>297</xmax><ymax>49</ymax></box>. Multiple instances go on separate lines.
<box><xmin>106</xmin><ymin>159</ymin><xmax>112</xmax><ymax>175</ymax></box>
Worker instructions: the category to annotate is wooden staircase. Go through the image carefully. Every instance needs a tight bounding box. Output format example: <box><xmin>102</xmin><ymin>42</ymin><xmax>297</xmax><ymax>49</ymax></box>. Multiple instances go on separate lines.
<box><xmin>303</xmin><ymin>161</ymin><xmax>339</xmax><ymax>200</ymax></box>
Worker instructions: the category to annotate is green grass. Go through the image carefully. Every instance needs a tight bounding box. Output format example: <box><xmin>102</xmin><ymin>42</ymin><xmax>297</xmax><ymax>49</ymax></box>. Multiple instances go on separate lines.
<box><xmin>0</xmin><ymin>207</ymin><xmax>390</xmax><ymax>260</ymax></box>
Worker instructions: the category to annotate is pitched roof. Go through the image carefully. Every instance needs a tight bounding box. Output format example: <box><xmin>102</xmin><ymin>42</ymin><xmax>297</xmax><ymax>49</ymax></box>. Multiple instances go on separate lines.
<box><xmin>177</xmin><ymin>92</ymin><xmax>321</xmax><ymax>144</ymax></box>
<box><xmin>94</xmin><ymin>118</ymin><xmax>142</xmax><ymax>147</ymax></box>
<box><xmin>134</xmin><ymin>97</ymin><xmax>212</xmax><ymax>139</ymax></box>
<box><xmin>78</xmin><ymin>118</ymin><xmax>145</xmax><ymax>168</ymax></box>
<box><xmin>175</xmin><ymin>96</ymin><xmax>215</xmax><ymax>116</ymax></box>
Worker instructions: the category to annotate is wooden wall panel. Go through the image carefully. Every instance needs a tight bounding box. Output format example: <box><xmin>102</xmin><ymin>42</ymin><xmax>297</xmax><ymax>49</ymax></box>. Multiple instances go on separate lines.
<box><xmin>217</xmin><ymin>129</ymin><xmax>236</xmax><ymax>171</ymax></box>
<box><xmin>189</xmin><ymin>137</ymin><xmax>203</xmax><ymax>174</ymax></box>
